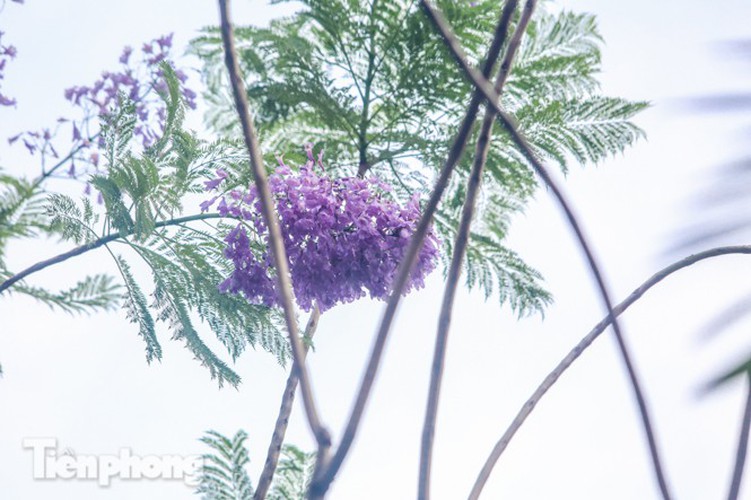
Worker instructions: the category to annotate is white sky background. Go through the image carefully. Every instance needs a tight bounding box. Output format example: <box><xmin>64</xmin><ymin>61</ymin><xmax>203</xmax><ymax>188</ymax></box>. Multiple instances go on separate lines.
<box><xmin>1</xmin><ymin>1</ymin><xmax>751</xmax><ymax>499</ymax></box>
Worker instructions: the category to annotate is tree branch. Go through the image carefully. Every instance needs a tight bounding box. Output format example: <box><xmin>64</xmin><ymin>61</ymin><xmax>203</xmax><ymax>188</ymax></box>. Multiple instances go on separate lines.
<box><xmin>468</xmin><ymin>245</ymin><xmax>751</xmax><ymax>500</ymax></box>
<box><xmin>356</xmin><ymin>0</ymin><xmax>379</xmax><ymax>178</ymax></box>
<box><xmin>728</xmin><ymin>370</ymin><xmax>751</xmax><ymax>500</ymax></box>
<box><xmin>254</xmin><ymin>303</ymin><xmax>321</xmax><ymax>500</ymax></box>
<box><xmin>30</xmin><ymin>133</ymin><xmax>100</xmax><ymax>192</ymax></box>
<box><xmin>217</xmin><ymin>0</ymin><xmax>331</xmax><ymax>450</ymax></box>
<box><xmin>420</xmin><ymin>2</ymin><xmax>673</xmax><ymax>498</ymax></box>
<box><xmin>308</xmin><ymin>3</ymin><xmax>520</xmax><ymax>496</ymax></box>
<box><xmin>0</xmin><ymin>213</ymin><xmax>226</xmax><ymax>295</ymax></box>
<box><xmin>419</xmin><ymin>1</ymin><xmax>530</xmax><ymax>498</ymax></box>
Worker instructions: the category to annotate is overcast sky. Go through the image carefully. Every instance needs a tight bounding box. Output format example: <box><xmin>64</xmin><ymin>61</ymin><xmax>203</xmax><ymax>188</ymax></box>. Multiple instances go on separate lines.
<box><xmin>2</xmin><ymin>1</ymin><xmax>751</xmax><ymax>499</ymax></box>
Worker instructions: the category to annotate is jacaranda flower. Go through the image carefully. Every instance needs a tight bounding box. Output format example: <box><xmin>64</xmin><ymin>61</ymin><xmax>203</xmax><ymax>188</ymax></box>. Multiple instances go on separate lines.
<box><xmin>204</xmin><ymin>147</ymin><xmax>439</xmax><ymax>312</ymax></box>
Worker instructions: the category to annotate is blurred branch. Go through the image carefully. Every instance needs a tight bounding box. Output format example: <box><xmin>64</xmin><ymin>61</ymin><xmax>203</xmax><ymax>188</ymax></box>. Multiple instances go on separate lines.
<box><xmin>687</xmin><ymin>93</ymin><xmax>751</xmax><ymax>112</ymax></box>
<box><xmin>672</xmin><ymin>40</ymin><xmax>751</xmax><ymax>253</ymax></box>
<box><xmin>469</xmin><ymin>245</ymin><xmax>751</xmax><ymax>500</ymax></box>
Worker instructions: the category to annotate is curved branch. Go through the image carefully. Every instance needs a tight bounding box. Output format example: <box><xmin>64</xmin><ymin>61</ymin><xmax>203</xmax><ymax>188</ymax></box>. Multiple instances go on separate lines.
<box><xmin>419</xmin><ymin>1</ymin><xmax>533</xmax><ymax>498</ymax></box>
<box><xmin>0</xmin><ymin>213</ymin><xmax>226</xmax><ymax>295</ymax></box>
<box><xmin>420</xmin><ymin>2</ymin><xmax>673</xmax><ymax>498</ymax></box>
<box><xmin>309</xmin><ymin>3</ymin><xmax>521</xmax><ymax>496</ymax></box>
<box><xmin>217</xmin><ymin>0</ymin><xmax>331</xmax><ymax>450</ymax></box>
<box><xmin>469</xmin><ymin>245</ymin><xmax>751</xmax><ymax>500</ymax></box>
<box><xmin>254</xmin><ymin>303</ymin><xmax>321</xmax><ymax>500</ymax></box>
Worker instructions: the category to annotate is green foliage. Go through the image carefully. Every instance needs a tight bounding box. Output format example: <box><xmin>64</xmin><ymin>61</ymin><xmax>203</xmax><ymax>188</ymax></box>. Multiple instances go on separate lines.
<box><xmin>150</xmin><ymin>62</ymin><xmax>186</xmax><ymax>153</ymax></box>
<box><xmin>506</xmin><ymin>11</ymin><xmax>602</xmax><ymax>107</ymax></box>
<box><xmin>143</xmin><ymin>225</ymin><xmax>289</xmax><ymax>363</ymax></box>
<box><xmin>196</xmin><ymin>429</ymin><xmax>315</xmax><ymax>500</ymax></box>
<box><xmin>197</xmin><ymin>430</ymin><xmax>255</xmax><ymax>500</ymax></box>
<box><xmin>153</xmin><ymin>272</ymin><xmax>241</xmax><ymax>388</ymax></box>
<box><xmin>100</xmin><ymin>95</ymin><xmax>137</xmax><ymax>168</ymax></box>
<box><xmin>0</xmin><ymin>74</ymin><xmax>289</xmax><ymax>386</ymax></box>
<box><xmin>90</xmin><ymin>88</ymin><xmax>289</xmax><ymax>385</ymax></box>
<box><xmin>518</xmin><ymin>96</ymin><xmax>649</xmax><ymax>170</ymax></box>
<box><xmin>266</xmin><ymin>445</ymin><xmax>316</xmax><ymax>500</ymax></box>
<box><xmin>46</xmin><ymin>194</ymin><xmax>100</xmax><ymax>244</ymax></box>
<box><xmin>436</xmin><ymin>177</ymin><xmax>551</xmax><ymax>317</ymax></box>
<box><xmin>113</xmin><ymin>255</ymin><xmax>161</xmax><ymax>363</ymax></box>
<box><xmin>0</xmin><ymin>172</ymin><xmax>47</xmax><ymax>261</ymax></box>
<box><xmin>0</xmin><ymin>177</ymin><xmax>122</xmax><ymax>315</ymax></box>
<box><xmin>1</xmin><ymin>0</ymin><xmax>649</xmax><ymax>383</ymax></box>
<box><xmin>10</xmin><ymin>274</ymin><xmax>122</xmax><ymax>315</ymax></box>
<box><xmin>191</xmin><ymin>0</ymin><xmax>647</xmax><ymax>316</ymax></box>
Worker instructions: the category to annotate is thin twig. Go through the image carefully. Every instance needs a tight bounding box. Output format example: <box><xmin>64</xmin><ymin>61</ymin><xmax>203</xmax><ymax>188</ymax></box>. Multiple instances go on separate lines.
<box><xmin>420</xmin><ymin>2</ymin><xmax>673</xmax><ymax>498</ymax></box>
<box><xmin>728</xmin><ymin>370</ymin><xmax>751</xmax><ymax>500</ymax></box>
<box><xmin>418</xmin><ymin>1</ymin><xmax>533</xmax><ymax>498</ymax></box>
<box><xmin>0</xmin><ymin>213</ymin><xmax>226</xmax><ymax>294</ymax></box>
<box><xmin>217</xmin><ymin>0</ymin><xmax>331</xmax><ymax>449</ymax></box>
<box><xmin>468</xmin><ymin>245</ymin><xmax>751</xmax><ymax>499</ymax></box>
<box><xmin>309</xmin><ymin>3</ymin><xmax>520</xmax><ymax>496</ymax></box>
<box><xmin>255</xmin><ymin>303</ymin><xmax>321</xmax><ymax>500</ymax></box>
<box><xmin>30</xmin><ymin>134</ymin><xmax>100</xmax><ymax>193</ymax></box>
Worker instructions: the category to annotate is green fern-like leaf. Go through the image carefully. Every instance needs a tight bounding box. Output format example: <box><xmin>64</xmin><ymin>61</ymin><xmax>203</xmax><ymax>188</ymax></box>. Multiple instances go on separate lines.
<box><xmin>100</xmin><ymin>95</ymin><xmax>137</xmax><ymax>166</ymax></box>
<box><xmin>113</xmin><ymin>256</ymin><xmax>162</xmax><ymax>363</ymax></box>
<box><xmin>149</xmin><ymin>62</ymin><xmax>186</xmax><ymax>154</ymax></box>
<box><xmin>267</xmin><ymin>445</ymin><xmax>316</xmax><ymax>500</ymax></box>
<box><xmin>0</xmin><ymin>172</ymin><xmax>48</xmax><ymax>258</ymax></box>
<box><xmin>517</xmin><ymin>96</ymin><xmax>648</xmax><ymax>170</ymax></box>
<box><xmin>436</xmin><ymin>204</ymin><xmax>551</xmax><ymax>318</ymax></box>
<box><xmin>45</xmin><ymin>194</ymin><xmax>99</xmax><ymax>244</ymax></box>
<box><xmin>10</xmin><ymin>274</ymin><xmax>122</xmax><ymax>315</ymax></box>
<box><xmin>196</xmin><ymin>430</ymin><xmax>254</xmax><ymax>500</ymax></box>
<box><xmin>152</xmin><ymin>273</ymin><xmax>241</xmax><ymax>388</ymax></box>
<box><xmin>195</xmin><ymin>429</ymin><xmax>315</xmax><ymax>500</ymax></box>
<box><xmin>90</xmin><ymin>175</ymin><xmax>135</xmax><ymax>234</ymax></box>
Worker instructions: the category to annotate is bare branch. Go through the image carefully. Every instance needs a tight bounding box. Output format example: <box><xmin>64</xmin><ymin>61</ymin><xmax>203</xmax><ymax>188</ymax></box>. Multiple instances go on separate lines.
<box><xmin>728</xmin><ymin>371</ymin><xmax>751</xmax><ymax>500</ymax></box>
<box><xmin>418</xmin><ymin>1</ymin><xmax>535</xmax><ymax>498</ymax></box>
<box><xmin>217</xmin><ymin>0</ymin><xmax>331</xmax><ymax>449</ymax></box>
<box><xmin>309</xmin><ymin>2</ymin><xmax>521</xmax><ymax>496</ymax></box>
<box><xmin>255</xmin><ymin>303</ymin><xmax>321</xmax><ymax>500</ymax></box>
<box><xmin>468</xmin><ymin>245</ymin><xmax>751</xmax><ymax>500</ymax></box>
<box><xmin>420</xmin><ymin>2</ymin><xmax>673</xmax><ymax>497</ymax></box>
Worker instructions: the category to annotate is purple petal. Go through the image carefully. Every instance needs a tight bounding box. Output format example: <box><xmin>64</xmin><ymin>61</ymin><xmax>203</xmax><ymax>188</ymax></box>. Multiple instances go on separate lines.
<box><xmin>0</xmin><ymin>93</ymin><xmax>16</xmax><ymax>106</ymax></box>
<box><xmin>119</xmin><ymin>46</ymin><xmax>133</xmax><ymax>65</ymax></box>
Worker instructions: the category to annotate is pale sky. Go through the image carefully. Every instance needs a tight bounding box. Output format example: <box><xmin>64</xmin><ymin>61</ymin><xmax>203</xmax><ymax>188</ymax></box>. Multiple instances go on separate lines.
<box><xmin>2</xmin><ymin>1</ymin><xmax>751</xmax><ymax>499</ymax></box>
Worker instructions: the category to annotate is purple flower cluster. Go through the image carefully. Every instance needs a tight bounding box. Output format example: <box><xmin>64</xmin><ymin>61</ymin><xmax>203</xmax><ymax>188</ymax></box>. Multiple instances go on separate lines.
<box><xmin>1</xmin><ymin>0</ymin><xmax>25</xmax><ymax>106</ymax></box>
<box><xmin>203</xmin><ymin>147</ymin><xmax>439</xmax><ymax>312</ymax></box>
<box><xmin>62</xmin><ymin>33</ymin><xmax>196</xmax><ymax>148</ymax></box>
<box><xmin>0</xmin><ymin>25</ymin><xmax>20</xmax><ymax>107</ymax></box>
<box><xmin>7</xmin><ymin>33</ymin><xmax>197</xmax><ymax>195</ymax></box>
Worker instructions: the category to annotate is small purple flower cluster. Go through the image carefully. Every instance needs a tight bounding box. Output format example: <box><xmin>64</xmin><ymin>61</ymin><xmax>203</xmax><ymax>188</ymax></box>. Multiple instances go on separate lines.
<box><xmin>203</xmin><ymin>146</ymin><xmax>439</xmax><ymax>312</ymax></box>
<box><xmin>62</xmin><ymin>33</ymin><xmax>196</xmax><ymax>148</ymax></box>
<box><xmin>7</xmin><ymin>33</ymin><xmax>196</xmax><ymax>194</ymax></box>
<box><xmin>0</xmin><ymin>15</ymin><xmax>21</xmax><ymax>107</ymax></box>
